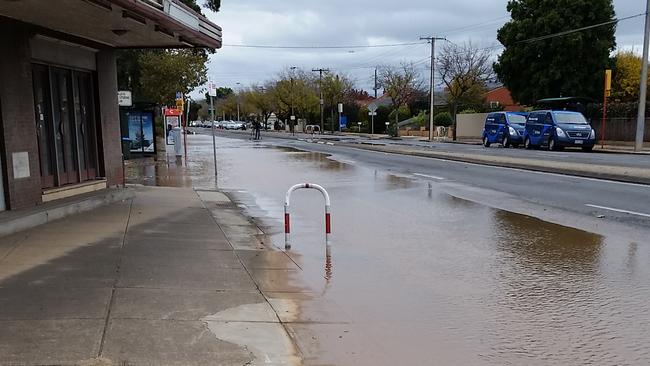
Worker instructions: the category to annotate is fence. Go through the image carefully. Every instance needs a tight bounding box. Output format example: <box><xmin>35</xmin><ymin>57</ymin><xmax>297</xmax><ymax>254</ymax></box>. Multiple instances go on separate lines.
<box><xmin>593</xmin><ymin>118</ymin><xmax>650</xmax><ymax>142</ymax></box>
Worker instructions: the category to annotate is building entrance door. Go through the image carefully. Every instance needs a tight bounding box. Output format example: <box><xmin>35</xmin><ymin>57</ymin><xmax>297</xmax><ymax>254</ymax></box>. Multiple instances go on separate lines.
<box><xmin>32</xmin><ymin>64</ymin><xmax>99</xmax><ymax>188</ymax></box>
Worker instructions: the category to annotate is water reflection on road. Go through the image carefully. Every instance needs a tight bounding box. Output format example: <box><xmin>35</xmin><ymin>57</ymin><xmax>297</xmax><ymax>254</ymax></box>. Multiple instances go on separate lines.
<box><xmin>128</xmin><ymin>135</ymin><xmax>650</xmax><ymax>365</ymax></box>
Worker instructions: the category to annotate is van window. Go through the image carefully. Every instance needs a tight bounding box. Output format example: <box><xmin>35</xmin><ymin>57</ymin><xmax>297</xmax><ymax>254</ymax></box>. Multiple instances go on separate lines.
<box><xmin>527</xmin><ymin>113</ymin><xmax>541</xmax><ymax>124</ymax></box>
<box><xmin>553</xmin><ymin>112</ymin><xmax>588</xmax><ymax>124</ymax></box>
<box><xmin>485</xmin><ymin>114</ymin><xmax>497</xmax><ymax>126</ymax></box>
<box><xmin>507</xmin><ymin>114</ymin><xmax>526</xmax><ymax>126</ymax></box>
<box><xmin>545</xmin><ymin>113</ymin><xmax>553</xmax><ymax>125</ymax></box>
<box><xmin>497</xmin><ymin>114</ymin><xmax>507</xmax><ymax>125</ymax></box>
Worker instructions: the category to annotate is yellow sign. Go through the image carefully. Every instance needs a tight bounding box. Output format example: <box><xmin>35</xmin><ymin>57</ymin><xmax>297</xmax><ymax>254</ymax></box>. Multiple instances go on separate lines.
<box><xmin>604</xmin><ymin>69</ymin><xmax>612</xmax><ymax>97</ymax></box>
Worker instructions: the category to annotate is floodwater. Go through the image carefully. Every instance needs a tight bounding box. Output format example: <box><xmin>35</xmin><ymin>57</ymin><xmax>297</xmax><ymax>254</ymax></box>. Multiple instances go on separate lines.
<box><xmin>127</xmin><ymin>135</ymin><xmax>650</xmax><ymax>365</ymax></box>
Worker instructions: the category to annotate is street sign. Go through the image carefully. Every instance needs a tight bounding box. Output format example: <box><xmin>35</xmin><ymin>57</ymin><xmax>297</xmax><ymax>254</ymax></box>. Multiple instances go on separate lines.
<box><xmin>290</xmin><ymin>115</ymin><xmax>296</xmax><ymax>121</ymax></box>
<box><xmin>368</xmin><ymin>112</ymin><xmax>377</xmax><ymax>116</ymax></box>
<box><xmin>368</xmin><ymin>103</ymin><xmax>378</xmax><ymax>113</ymax></box>
<box><xmin>176</xmin><ymin>91</ymin><xmax>183</xmax><ymax>100</ymax></box>
<box><xmin>605</xmin><ymin>69</ymin><xmax>612</xmax><ymax>97</ymax></box>
<box><xmin>208</xmin><ymin>82</ymin><xmax>217</xmax><ymax>97</ymax></box>
<box><xmin>118</xmin><ymin>91</ymin><xmax>132</xmax><ymax>107</ymax></box>
<box><xmin>338</xmin><ymin>103</ymin><xmax>343</xmax><ymax>113</ymax></box>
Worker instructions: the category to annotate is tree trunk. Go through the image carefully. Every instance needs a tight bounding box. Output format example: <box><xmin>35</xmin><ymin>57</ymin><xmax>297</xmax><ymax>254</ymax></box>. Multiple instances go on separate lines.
<box><xmin>452</xmin><ymin>103</ymin><xmax>458</xmax><ymax>141</ymax></box>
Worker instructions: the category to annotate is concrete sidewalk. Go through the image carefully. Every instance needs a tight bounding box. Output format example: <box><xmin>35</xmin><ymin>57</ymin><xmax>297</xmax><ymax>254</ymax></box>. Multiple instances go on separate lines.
<box><xmin>0</xmin><ymin>186</ymin><xmax>302</xmax><ymax>365</ymax></box>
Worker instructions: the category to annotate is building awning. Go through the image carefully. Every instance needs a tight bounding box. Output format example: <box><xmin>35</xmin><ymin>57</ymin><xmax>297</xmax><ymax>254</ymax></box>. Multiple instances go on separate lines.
<box><xmin>0</xmin><ymin>0</ymin><xmax>222</xmax><ymax>49</ymax></box>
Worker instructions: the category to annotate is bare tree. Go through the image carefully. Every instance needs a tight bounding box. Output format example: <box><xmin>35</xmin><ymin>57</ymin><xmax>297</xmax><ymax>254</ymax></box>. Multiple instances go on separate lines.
<box><xmin>437</xmin><ymin>42</ymin><xmax>494</xmax><ymax>139</ymax></box>
<box><xmin>379</xmin><ymin>63</ymin><xmax>423</xmax><ymax>137</ymax></box>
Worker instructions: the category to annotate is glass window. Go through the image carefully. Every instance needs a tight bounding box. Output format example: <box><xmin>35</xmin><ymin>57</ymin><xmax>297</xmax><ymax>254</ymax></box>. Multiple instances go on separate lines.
<box><xmin>553</xmin><ymin>112</ymin><xmax>588</xmax><ymax>124</ymax></box>
<box><xmin>507</xmin><ymin>114</ymin><xmax>527</xmax><ymax>125</ymax></box>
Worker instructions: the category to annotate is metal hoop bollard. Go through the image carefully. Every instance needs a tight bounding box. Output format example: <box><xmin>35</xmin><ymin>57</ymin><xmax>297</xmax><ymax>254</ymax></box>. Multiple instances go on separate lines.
<box><xmin>284</xmin><ymin>183</ymin><xmax>331</xmax><ymax>250</ymax></box>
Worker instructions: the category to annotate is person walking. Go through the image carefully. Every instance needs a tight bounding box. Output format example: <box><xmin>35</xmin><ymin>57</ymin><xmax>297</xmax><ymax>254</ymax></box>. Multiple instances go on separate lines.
<box><xmin>254</xmin><ymin>121</ymin><xmax>261</xmax><ymax>140</ymax></box>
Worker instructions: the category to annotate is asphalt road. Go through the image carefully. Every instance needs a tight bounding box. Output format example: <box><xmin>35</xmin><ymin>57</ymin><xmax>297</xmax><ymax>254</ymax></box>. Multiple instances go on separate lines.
<box><xmin>205</xmin><ymin>129</ymin><xmax>650</xmax><ymax>231</ymax></box>
<box><xmin>211</xmin><ymin>128</ymin><xmax>650</xmax><ymax>169</ymax></box>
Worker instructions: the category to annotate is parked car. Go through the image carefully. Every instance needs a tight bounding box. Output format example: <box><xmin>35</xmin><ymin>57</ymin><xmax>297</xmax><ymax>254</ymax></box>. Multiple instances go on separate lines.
<box><xmin>524</xmin><ymin>110</ymin><xmax>596</xmax><ymax>151</ymax></box>
<box><xmin>482</xmin><ymin>112</ymin><xmax>528</xmax><ymax>148</ymax></box>
<box><xmin>305</xmin><ymin>125</ymin><xmax>320</xmax><ymax>134</ymax></box>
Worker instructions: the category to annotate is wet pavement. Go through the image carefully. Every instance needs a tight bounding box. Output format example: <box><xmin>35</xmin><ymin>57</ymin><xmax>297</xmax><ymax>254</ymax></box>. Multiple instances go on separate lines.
<box><xmin>127</xmin><ymin>135</ymin><xmax>650</xmax><ymax>365</ymax></box>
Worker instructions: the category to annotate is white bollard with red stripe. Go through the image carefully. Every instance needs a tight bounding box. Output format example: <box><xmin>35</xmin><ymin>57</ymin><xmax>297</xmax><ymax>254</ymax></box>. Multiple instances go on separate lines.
<box><xmin>284</xmin><ymin>183</ymin><xmax>331</xmax><ymax>251</ymax></box>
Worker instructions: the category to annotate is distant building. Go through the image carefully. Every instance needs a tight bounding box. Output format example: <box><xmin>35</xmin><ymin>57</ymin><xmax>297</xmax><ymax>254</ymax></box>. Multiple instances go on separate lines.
<box><xmin>0</xmin><ymin>0</ymin><xmax>222</xmax><ymax>212</ymax></box>
<box><xmin>485</xmin><ymin>86</ymin><xmax>523</xmax><ymax>112</ymax></box>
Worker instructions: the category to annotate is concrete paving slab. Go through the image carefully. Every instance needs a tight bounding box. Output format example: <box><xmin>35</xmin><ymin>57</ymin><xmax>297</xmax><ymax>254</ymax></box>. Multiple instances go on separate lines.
<box><xmin>21</xmin><ymin>231</ymin><xmax>125</xmax><ymax>246</ymax></box>
<box><xmin>204</xmin><ymin>321</ymin><xmax>301</xmax><ymax>365</ymax></box>
<box><xmin>111</xmin><ymin>288</ymin><xmax>265</xmax><ymax>321</ymax></box>
<box><xmin>196</xmin><ymin>190</ymin><xmax>231</xmax><ymax>204</ymax></box>
<box><xmin>0</xmin><ymin>287</ymin><xmax>111</xmax><ymax>320</ymax></box>
<box><xmin>101</xmin><ymin>319</ymin><xmax>253</xmax><ymax>365</ymax></box>
<box><xmin>118</xmin><ymin>266</ymin><xmax>258</xmax><ymax>291</ymax></box>
<box><xmin>248</xmin><ymin>269</ymin><xmax>306</xmax><ymax>293</ymax></box>
<box><xmin>127</xmin><ymin>222</ymin><xmax>223</xmax><ymax>237</ymax></box>
<box><xmin>120</xmin><ymin>249</ymin><xmax>241</xmax><ymax>269</ymax></box>
<box><xmin>0</xmin><ymin>319</ymin><xmax>104</xmax><ymax>365</ymax></box>
<box><xmin>220</xmin><ymin>224</ymin><xmax>263</xmax><ymax>236</ymax></box>
<box><xmin>222</xmin><ymin>233</ymin><xmax>266</xmax><ymax>250</ymax></box>
<box><xmin>123</xmin><ymin>236</ymin><xmax>232</xmax><ymax>251</ymax></box>
<box><xmin>3</xmin><ymin>242</ymin><xmax>121</xmax><ymax>265</ymax></box>
<box><xmin>209</xmin><ymin>209</ymin><xmax>254</xmax><ymax>226</ymax></box>
<box><xmin>237</xmin><ymin>250</ymin><xmax>300</xmax><ymax>270</ymax></box>
<box><xmin>0</xmin><ymin>262</ymin><xmax>116</xmax><ymax>288</ymax></box>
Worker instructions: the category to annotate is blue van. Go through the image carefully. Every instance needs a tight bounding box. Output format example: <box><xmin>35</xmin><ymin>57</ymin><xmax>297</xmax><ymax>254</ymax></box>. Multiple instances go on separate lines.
<box><xmin>524</xmin><ymin>110</ymin><xmax>596</xmax><ymax>151</ymax></box>
<box><xmin>482</xmin><ymin>112</ymin><xmax>528</xmax><ymax>148</ymax></box>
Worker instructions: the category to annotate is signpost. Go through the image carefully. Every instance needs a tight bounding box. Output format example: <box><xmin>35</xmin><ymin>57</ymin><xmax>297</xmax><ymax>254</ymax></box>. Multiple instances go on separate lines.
<box><xmin>208</xmin><ymin>81</ymin><xmax>218</xmax><ymax>180</ymax></box>
<box><xmin>118</xmin><ymin>91</ymin><xmax>133</xmax><ymax>107</ymax></box>
<box><xmin>175</xmin><ymin>92</ymin><xmax>187</xmax><ymax>161</ymax></box>
<box><xmin>368</xmin><ymin>103</ymin><xmax>378</xmax><ymax>135</ymax></box>
<box><xmin>602</xmin><ymin>70</ymin><xmax>612</xmax><ymax>148</ymax></box>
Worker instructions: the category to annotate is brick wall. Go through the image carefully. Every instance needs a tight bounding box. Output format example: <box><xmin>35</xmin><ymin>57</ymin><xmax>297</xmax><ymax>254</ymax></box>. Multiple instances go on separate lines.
<box><xmin>0</xmin><ymin>22</ymin><xmax>42</xmax><ymax>210</ymax></box>
<box><xmin>96</xmin><ymin>49</ymin><xmax>123</xmax><ymax>187</ymax></box>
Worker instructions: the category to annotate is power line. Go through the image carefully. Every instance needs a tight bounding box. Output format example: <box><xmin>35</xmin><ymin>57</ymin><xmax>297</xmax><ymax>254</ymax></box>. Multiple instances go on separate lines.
<box><xmin>222</xmin><ymin>41</ymin><xmax>427</xmax><ymax>49</ymax></box>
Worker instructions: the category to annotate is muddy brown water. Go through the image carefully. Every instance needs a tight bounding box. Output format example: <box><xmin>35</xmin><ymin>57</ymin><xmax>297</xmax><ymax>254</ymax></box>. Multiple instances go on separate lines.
<box><xmin>127</xmin><ymin>135</ymin><xmax>650</xmax><ymax>365</ymax></box>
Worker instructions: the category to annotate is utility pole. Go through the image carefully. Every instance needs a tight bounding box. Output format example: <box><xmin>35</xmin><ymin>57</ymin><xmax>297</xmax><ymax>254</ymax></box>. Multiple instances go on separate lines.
<box><xmin>290</xmin><ymin>66</ymin><xmax>297</xmax><ymax>135</ymax></box>
<box><xmin>420</xmin><ymin>36</ymin><xmax>446</xmax><ymax>142</ymax></box>
<box><xmin>312</xmin><ymin>68</ymin><xmax>330</xmax><ymax>134</ymax></box>
<box><xmin>236</xmin><ymin>82</ymin><xmax>241</xmax><ymax>122</ymax></box>
<box><xmin>258</xmin><ymin>86</ymin><xmax>268</xmax><ymax>130</ymax></box>
<box><xmin>374</xmin><ymin>67</ymin><xmax>379</xmax><ymax>99</ymax></box>
<box><xmin>635</xmin><ymin>0</ymin><xmax>650</xmax><ymax>152</ymax></box>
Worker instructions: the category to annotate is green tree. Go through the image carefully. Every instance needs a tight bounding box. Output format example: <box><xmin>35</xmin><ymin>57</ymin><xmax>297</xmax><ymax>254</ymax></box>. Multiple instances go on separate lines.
<box><xmin>117</xmin><ymin>0</ymin><xmax>221</xmax><ymax>104</ymax></box>
<box><xmin>139</xmin><ymin>49</ymin><xmax>209</xmax><ymax>105</ymax></box>
<box><xmin>611</xmin><ymin>51</ymin><xmax>646</xmax><ymax>103</ymax></box>
<box><xmin>494</xmin><ymin>0</ymin><xmax>616</xmax><ymax>105</ymax></box>
<box><xmin>434</xmin><ymin>112</ymin><xmax>453</xmax><ymax>127</ymax></box>
<box><xmin>243</xmin><ymin>85</ymin><xmax>276</xmax><ymax>128</ymax></box>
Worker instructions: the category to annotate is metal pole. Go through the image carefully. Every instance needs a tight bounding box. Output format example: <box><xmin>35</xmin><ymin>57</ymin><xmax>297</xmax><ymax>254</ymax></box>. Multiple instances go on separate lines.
<box><xmin>313</xmin><ymin>68</ymin><xmax>329</xmax><ymax>134</ymax></box>
<box><xmin>635</xmin><ymin>0</ymin><xmax>650</xmax><ymax>152</ymax></box>
<box><xmin>210</xmin><ymin>95</ymin><xmax>217</xmax><ymax>180</ymax></box>
<box><xmin>371</xmin><ymin>113</ymin><xmax>375</xmax><ymax>135</ymax></box>
<box><xmin>428</xmin><ymin>38</ymin><xmax>435</xmax><ymax>141</ymax></box>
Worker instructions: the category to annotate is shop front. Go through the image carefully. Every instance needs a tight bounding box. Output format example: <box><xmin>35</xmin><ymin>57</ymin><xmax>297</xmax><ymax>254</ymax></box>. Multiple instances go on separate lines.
<box><xmin>0</xmin><ymin>0</ymin><xmax>221</xmax><ymax>211</ymax></box>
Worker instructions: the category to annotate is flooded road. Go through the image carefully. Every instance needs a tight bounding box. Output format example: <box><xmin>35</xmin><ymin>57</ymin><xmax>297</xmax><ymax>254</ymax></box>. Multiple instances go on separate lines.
<box><xmin>128</xmin><ymin>135</ymin><xmax>650</xmax><ymax>365</ymax></box>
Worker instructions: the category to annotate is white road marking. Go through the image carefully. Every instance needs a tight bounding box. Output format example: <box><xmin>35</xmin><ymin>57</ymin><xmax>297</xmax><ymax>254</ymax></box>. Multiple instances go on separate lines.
<box><xmin>413</xmin><ymin>173</ymin><xmax>445</xmax><ymax>180</ymax></box>
<box><xmin>585</xmin><ymin>204</ymin><xmax>650</xmax><ymax>218</ymax></box>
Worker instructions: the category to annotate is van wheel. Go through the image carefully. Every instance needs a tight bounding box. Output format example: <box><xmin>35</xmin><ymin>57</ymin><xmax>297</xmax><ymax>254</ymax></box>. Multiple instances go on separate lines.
<box><xmin>502</xmin><ymin>136</ymin><xmax>510</xmax><ymax>148</ymax></box>
<box><xmin>524</xmin><ymin>137</ymin><xmax>533</xmax><ymax>150</ymax></box>
<box><xmin>483</xmin><ymin>136</ymin><xmax>491</xmax><ymax>147</ymax></box>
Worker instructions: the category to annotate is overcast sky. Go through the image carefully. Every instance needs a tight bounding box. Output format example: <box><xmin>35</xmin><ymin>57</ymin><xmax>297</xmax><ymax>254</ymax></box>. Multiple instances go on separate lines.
<box><xmin>198</xmin><ymin>0</ymin><xmax>647</xmax><ymax>96</ymax></box>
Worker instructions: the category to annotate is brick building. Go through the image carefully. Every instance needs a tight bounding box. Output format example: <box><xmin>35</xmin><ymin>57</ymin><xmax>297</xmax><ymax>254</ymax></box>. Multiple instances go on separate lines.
<box><xmin>485</xmin><ymin>86</ymin><xmax>523</xmax><ymax>112</ymax></box>
<box><xmin>0</xmin><ymin>0</ymin><xmax>221</xmax><ymax>212</ymax></box>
